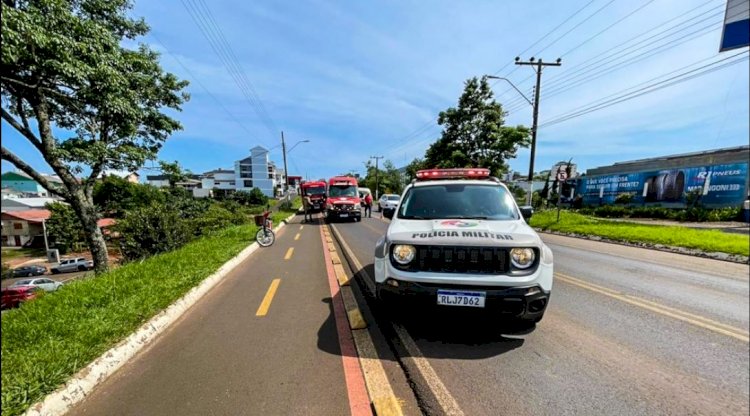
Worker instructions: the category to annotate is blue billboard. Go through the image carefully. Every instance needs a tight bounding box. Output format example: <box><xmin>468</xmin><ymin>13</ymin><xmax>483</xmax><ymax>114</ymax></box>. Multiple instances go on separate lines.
<box><xmin>580</xmin><ymin>162</ymin><xmax>748</xmax><ymax>207</ymax></box>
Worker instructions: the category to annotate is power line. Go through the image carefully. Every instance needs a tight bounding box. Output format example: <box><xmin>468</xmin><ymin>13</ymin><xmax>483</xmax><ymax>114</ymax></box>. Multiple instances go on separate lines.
<box><xmin>532</xmin><ymin>0</ymin><xmax>617</xmax><ymax>57</ymax></box>
<box><xmin>544</xmin><ymin>4</ymin><xmax>725</xmax><ymax>89</ymax></box>
<box><xmin>491</xmin><ymin>0</ymin><xmax>599</xmax><ymax>76</ymax></box>
<box><xmin>538</xmin><ymin>50</ymin><xmax>749</xmax><ymax>128</ymax></box>
<box><xmin>560</xmin><ymin>0</ymin><xmax>656</xmax><ymax>57</ymax></box>
<box><xmin>181</xmin><ymin>0</ymin><xmax>279</xmax><ymax>143</ymax></box>
<box><xmin>192</xmin><ymin>0</ymin><xmax>278</xmax><ymax>134</ymax></box>
<box><xmin>540</xmin><ymin>21</ymin><xmax>720</xmax><ymax>98</ymax></box>
<box><xmin>504</xmin><ymin>18</ymin><xmax>721</xmax><ymax>114</ymax></box>
<box><xmin>148</xmin><ymin>33</ymin><xmax>257</xmax><ymax>138</ymax></box>
<box><xmin>503</xmin><ymin>6</ymin><xmax>728</xmax><ymax>114</ymax></box>
<box><xmin>502</xmin><ymin>1</ymin><xmax>724</xmax><ymax>111</ymax></box>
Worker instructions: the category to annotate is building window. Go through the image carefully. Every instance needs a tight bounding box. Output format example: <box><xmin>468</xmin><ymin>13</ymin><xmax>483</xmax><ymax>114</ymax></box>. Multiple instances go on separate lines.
<box><xmin>13</xmin><ymin>222</ymin><xmax>23</xmax><ymax>230</ymax></box>
<box><xmin>240</xmin><ymin>172</ymin><xmax>253</xmax><ymax>178</ymax></box>
<box><xmin>244</xmin><ymin>180</ymin><xmax>253</xmax><ymax>188</ymax></box>
<box><xmin>229</xmin><ymin>181</ymin><xmax>235</xmax><ymax>186</ymax></box>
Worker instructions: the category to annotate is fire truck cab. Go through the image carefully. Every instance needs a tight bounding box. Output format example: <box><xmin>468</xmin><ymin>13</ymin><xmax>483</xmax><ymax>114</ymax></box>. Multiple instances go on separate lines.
<box><xmin>300</xmin><ymin>180</ymin><xmax>327</xmax><ymax>212</ymax></box>
<box><xmin>325</xmin><ymin>176</ymin><xmax>362</xmax><ymax>222</ymax></box>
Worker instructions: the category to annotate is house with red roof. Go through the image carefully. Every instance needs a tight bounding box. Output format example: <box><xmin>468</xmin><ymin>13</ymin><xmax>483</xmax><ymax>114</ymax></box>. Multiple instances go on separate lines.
<box><xmin>0</xmin><ymin>210</ymin><xmax>116</xmax><ymax>247</ymax></box>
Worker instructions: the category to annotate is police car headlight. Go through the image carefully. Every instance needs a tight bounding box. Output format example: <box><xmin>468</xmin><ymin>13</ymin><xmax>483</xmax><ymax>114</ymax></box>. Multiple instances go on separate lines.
<box><xmin>510</xmin><ymin>248</ymin><xmax>535</xmax><ymax>269</ymax></box>
<box><xmin>392</xmin><ymin>244</ymin><xmax>416</xmax><ymax>265</ymax></box>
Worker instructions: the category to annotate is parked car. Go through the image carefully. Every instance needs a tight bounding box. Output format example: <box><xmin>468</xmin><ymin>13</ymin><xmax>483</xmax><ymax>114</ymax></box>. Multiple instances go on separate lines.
<box><xmin>50</xmin><ymin>257</ymin><xmax>93</xmax><ymax>274</ymax></box>
<box><xmin>11</xmin><ymin>265</ymin><xmax>47</xmax><ymax>277</ymax></box>
<box><xmin>378</xmin><ymin>194</ymin><xmax>400</xmax><ymax>212</ymax></box>
<box><xmin>1</xmin><ymin>286</ymin><xmax>42</xmax><ymax>310</ymax></box>
<box><xmin>9</xmin><ymin>277</ymin><xmax>63</xmax><ymax>292</ymax></box>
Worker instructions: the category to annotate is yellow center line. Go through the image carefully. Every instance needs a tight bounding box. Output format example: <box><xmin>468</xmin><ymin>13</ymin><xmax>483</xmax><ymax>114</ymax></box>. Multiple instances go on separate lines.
<box><xmin>255</xmin><ymin>279</ymin><xmax>281</xmax><ymax>317</ymax></box>
<box><xmin>284</xmin><ymin>247</ymin><xmax>294</xmax><ymax>260</ymax></box>
<box><xmin>294</xmin><ymin>233</ymin><xmax>301</xmax><ymax>241</ymax></box>
<box><xmin>299</xmin><ymin>225</ymin><xmax>304</xmax><ymax>230</ymax></box>
<box><xmin>555</xmin><ymin>272</ymin><xmax>749</xmax><ymax>342</ymax></box>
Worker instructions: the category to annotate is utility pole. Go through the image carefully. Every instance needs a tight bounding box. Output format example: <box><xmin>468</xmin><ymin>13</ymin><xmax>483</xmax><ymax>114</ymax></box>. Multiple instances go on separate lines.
<box><xmin>370</xmin><ymin>156</ymin><xmax>384</xmax><ymax>199</ymax></box>
<box><xmin>281</xmin><ymin>131</ymin><xmax>289</xmax><ymax>205</ymax></box>
<box><xmin>515</xmin><ymin>57</ymin><xmax>561</xmax><ymax>206</ymax></box>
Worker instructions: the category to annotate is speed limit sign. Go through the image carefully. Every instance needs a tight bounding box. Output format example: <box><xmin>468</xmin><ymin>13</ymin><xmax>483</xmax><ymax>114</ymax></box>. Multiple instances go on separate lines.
<box><xmin>556</xmin><ymin>171</ymin><xmax>568</xmax><ymax>181</ymax></box>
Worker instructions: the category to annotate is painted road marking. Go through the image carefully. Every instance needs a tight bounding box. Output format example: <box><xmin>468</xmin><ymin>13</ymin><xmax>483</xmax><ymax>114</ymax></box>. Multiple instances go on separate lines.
<box><xmin>255</xmin><ymin>279</ymin><xmax>281</xmax><ymax>317</ymax></box>
<box><xmin>318</xmin><ymin>227</ymin><xmax>373</xmax><ymax>416</ymax></box>
<box><xmin>300</xmin><ymin>225</ymin><xmax>304</xmax><ymax>230</ymax></box>
<box><xmin>331</xmin><ymin>224</ymin><xmax>456</xmax><ymax>416</ymax></box>
<box><xmin>294</xmin><ymin>233</ymin><xmax>301</xmax><ymax>241</ymax></box>
<box><xmin>556</xmin><ymin>272</ymin><xmax>749</xmax><ymax>343</ymax></box>
<box><xmin>284</xmin><ymin>247</ymin><xmax>294</xmax><ymax>260</ymax></box>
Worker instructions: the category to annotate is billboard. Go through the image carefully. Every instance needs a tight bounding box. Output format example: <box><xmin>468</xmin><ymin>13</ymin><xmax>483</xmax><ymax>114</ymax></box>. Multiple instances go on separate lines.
<box><xmin>720</xmin><ymin>0</ymin><xmax>750</xmax><ymax>51</ymax></box>
<box><xmin>580</xmin><ymin>162</ymin><xmax>748</xmax><ymax>207</ymax></box>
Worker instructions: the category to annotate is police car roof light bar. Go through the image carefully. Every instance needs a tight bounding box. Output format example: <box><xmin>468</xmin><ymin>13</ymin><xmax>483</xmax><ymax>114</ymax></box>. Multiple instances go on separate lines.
<box><xmin>416</xmin><ymin>168</ymin><xmax>491</xmax><ymax>180</ymax></box>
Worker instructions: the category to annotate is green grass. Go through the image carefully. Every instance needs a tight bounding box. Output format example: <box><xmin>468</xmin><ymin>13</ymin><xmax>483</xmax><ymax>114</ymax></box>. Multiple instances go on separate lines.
<box><xmin>0</xmin><ymin>211</ymin><xmax>295</xmax><ymax>416</ymax></box>
<box><xmin>1</xmin><ymin>248</ymin><xmax>45</xmax><ymax>261</ymax></box>
<box><xmin>530</xmin><ymin>210</ymin><xmax>749</xmax><ymax>257</ymax></box>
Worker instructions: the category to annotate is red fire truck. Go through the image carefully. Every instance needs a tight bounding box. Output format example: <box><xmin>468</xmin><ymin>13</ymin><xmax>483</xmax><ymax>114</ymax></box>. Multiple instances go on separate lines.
<box><xmin>300</xmin><ymin>180</ymin><xmax>327</xmax><ymax>212</ymax></box>
<box><xmin>325</xmin><ymin>176</ymin><xmax>361</xmax><ymax>222</ymax></box>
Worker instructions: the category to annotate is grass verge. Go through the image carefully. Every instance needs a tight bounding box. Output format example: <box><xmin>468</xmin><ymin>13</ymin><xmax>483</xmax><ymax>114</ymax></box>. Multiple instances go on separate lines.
<box><xmin>0</xmin><ymin>211</ymin><xmax>294</xmax><ymax>416</ymax></box>
<box><xmin>530</xmin><ymin>210</ymin><xmax>749</xmax><ymax>257</ymax></box>
<box><xmin>1</xmin><ymin>248</ymin><xmax>46</xmax><ymax>262</ymax></box>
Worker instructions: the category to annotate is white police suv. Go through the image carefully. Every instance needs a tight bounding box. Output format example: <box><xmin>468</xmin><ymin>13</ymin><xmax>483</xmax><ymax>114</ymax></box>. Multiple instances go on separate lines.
<box><xmin>371</xmin><ymin>168</ymin><xmax>554</xmax><ymax>327</ymax></box>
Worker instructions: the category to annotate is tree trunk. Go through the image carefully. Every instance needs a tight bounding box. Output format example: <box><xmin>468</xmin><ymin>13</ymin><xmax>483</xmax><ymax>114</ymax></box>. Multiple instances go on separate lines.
<box><xmin>69</xmin><ymin>191</ymin><xmax>110</xmax><ymax>274</ymax></box>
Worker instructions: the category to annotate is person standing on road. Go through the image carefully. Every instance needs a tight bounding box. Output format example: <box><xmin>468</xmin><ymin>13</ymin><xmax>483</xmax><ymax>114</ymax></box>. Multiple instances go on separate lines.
<box><xmin>363</xmin><ymin>193</ymin><xmax>373</xmax><ymax>218</ymax></box>
<box><xmin>302</xmin><ymin>194</ymin><xmax>313</xmax><ymax>223</ymax></box>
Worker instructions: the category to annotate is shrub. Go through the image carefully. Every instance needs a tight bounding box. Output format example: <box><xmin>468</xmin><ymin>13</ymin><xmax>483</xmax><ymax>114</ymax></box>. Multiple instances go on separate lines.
<box><xmin>593</xmin><ymin>205</ymin><xmax>629</xmax><ymax>218</ymax></box>
<box><xmin>231</xmin><ymin>188</ymin><xmax>268</xmax><ymax>206</ymax></box>
<box><xmin>189</xmin><ymin>205</ymin><xmax>246</xmax><ymax>237</ymax></box>
<box><xmin>116</xmin><ymin>203</ymin><xmax>191</xmax><ymax>261</ymax></box>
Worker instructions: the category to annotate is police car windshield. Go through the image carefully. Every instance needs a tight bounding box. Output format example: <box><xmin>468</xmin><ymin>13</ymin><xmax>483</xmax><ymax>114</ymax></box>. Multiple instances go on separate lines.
<box><xmin>329</xmin><ymin>185</ymin><xmax>357</xmax><ymax>197</ymax></box>
<box><xmin>305</xmin><ymin>186</ymin><xmax>326</xmax><ymax>195</ymax></box>
<box><xmin>398</xmin><ymin>184</ymin><xmax>519</xmax><ymax>220</ymax></box>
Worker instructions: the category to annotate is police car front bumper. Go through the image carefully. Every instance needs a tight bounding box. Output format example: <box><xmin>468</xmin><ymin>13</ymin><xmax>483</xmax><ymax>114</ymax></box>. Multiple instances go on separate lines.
<box><xmin>376</xmin><ymin>279</ymin><xmax>549</xmax><ymax>320</ymax></box>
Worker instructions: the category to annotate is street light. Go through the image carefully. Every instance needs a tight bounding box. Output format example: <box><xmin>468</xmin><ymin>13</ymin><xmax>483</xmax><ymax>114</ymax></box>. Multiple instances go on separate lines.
<box><xmin>485</xmin><ymin>74</ymin><xmax>535</xmax><ymax>204</ymax></box>
<box><xmin>485</xmin><ymin>75</ymin><xmax>532</xmax><ymax>107</ymax></box>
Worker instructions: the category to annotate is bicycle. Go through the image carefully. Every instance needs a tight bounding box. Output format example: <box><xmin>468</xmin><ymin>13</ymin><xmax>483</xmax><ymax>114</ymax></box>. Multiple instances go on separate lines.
<box><xmin>254</xmin><ymin>210</ymin><xmax>275</xmax><ymax>247</ymax></box>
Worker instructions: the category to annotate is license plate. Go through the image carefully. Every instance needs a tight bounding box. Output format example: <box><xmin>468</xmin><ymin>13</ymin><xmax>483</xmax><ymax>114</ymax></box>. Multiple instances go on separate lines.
<box><xmin>436</xmin><ymin>290</ymin><xmax>486</xmax><ymax>308</ymax></box>
<box><xmin>340</xmin><ymin>213</ymin><xmax>349</xmax><ymax>218</ymax></box>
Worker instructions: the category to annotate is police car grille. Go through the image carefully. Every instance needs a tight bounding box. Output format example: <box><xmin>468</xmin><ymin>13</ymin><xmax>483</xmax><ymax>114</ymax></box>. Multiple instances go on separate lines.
<box><xmin>413</xmin><ymin>246</ymin><xmax>509</xmax><ymax>274</ymax></box>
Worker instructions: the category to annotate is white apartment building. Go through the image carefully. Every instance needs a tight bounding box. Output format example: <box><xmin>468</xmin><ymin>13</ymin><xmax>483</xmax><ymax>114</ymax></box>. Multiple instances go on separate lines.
<box><xmin>234</xmin><ymin>146</ymin><xmax>279</xmax><ymax>197</ymax></box>
<box><xmin>146</xmin><ymin>146</ymin><xmax>286</xmax><ymax>198</ymax></box>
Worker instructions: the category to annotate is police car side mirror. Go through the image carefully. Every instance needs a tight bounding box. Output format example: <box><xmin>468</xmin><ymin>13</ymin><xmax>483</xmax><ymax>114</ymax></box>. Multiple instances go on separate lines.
<box><xmin>383</xmin><ymin>209</ymin><xmax>394</xmax><ymax>219</ymax></box>
<box><xmin>519</xmin><ymin>206</ymin><xmax>533</xmax><ymax>221</ymax></box>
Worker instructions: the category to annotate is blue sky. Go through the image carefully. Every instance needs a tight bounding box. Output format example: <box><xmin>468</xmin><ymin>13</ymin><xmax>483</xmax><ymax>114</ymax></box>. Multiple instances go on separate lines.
<box><xmin>2</xmin><ymin>0</ymin><xmax>748</xmax><ymax>181</ymax></box>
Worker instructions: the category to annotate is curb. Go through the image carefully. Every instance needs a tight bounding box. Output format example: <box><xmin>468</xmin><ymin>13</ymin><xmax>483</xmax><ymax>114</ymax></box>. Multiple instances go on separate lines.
<box><xmin>24</xmin><ymin>212</ymin><xmax>297</xmax><ymax>416</ymax></box>
<box><xmin>536</xmin><ymin>229</ymin><xmax>749</xmax><ymax>264</ymax></box>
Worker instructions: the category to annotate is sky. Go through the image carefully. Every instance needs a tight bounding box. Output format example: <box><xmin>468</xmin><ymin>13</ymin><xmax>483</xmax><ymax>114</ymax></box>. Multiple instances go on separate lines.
<box><xmin>2</xmin><ymin>0</ymin><xmax>749</xmax><ymax>181</ymax></box>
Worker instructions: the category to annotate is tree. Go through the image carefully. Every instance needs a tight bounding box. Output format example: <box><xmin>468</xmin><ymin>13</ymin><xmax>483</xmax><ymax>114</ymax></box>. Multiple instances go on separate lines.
<box><xmin>424</xmin><ymin>77</ymin><xmax>530</xmax><ymax>176</ymax></box>
<box><xmin>362</xmin><ymin>160</ymin><xmax>404</xmax><ymax>196</ymax></box>
<box><xmin>404</xmin><ymin>158</ymin><xmax>426</xmax><ymax>182</ymax></box>
<box><xmin>93</xmin><ymin>175</ymin><xmax>166</xmax><ymax>217</ymax></box>
<box><xmin>1</xmin><ymin>1</ymin><xmax>189</xmax><ymax>273</ymax></box>
<box><xmin>159</xmin><ymin>160</ymin><xmax>192</xmax><ymax>187</ymax></box>
<box><xmin>45</xmin><ymin>202</ymin><xmax>86</xmax><ymax>254</ymax></box>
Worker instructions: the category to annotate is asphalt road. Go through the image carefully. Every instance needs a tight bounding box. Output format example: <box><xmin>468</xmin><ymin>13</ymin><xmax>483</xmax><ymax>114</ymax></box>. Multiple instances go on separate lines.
<box><xmin>66</xmin><ymin>213</ymin><xmax>420</xmax><ymax>416</ymax></box>
<box><xmin>332</xmin><ymin>215</ymin><xmax>750</xmax><ymax>416</ymax></box>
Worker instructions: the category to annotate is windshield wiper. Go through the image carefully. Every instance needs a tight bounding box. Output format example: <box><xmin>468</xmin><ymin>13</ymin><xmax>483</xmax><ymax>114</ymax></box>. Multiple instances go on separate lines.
<box><xmin>400</xmin><ymin>215</ymin><xmax>429</xmax><ymax>220</ymax></box>
<box><xmin>443</xmin><ymin>216</ymin><xmax>488</xmax><ymax>220</ymax></box>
